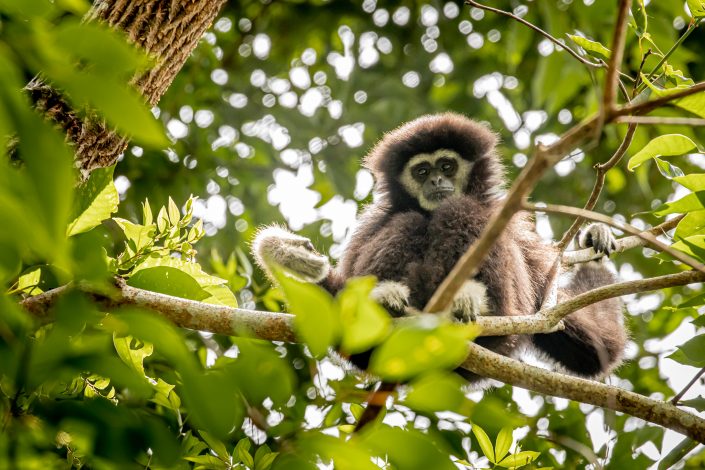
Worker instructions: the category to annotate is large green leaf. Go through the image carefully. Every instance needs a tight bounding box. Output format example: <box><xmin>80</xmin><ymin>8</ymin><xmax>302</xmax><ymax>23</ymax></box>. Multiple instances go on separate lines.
<box><xmin>641</xmin><ymin>75</ymin><xmax>705</xmax><ymax>120</ymax></box>
<box><xmin>275</xmin><ymin>269</ymin><xmax>340</xmax><ymax>358</ymax></box>
<box><xmin>360</xmin><ymin>426</ymin><xmax>456</xmax><ymax>470</ymax></box>
<box><xmin>627</xmin><ymin>134</ymin><xmax>698</xmax><ymax>171</ymax></box>
<box><xmin>337</xmin><ymin>276</ymin><xmax>391</xmax><ymax>354</ymax></box>
<box><xmin>127</xmin><ymin>266</ymin><xmax>210</xmax><ymax>301</ymax></box>
<box><xmin>369</xmin><ymin>318</ymin><xmax>478</xmax><ymax>381</ymax></box>
<box><xmin>674</xmin><ymin>174</ymin><xmax>705</xmax><ymax>191</ymax></box>
<box><xmin>668</xmin><ymin>334</ymin><xmax>705</xmax><ymax>367</ymax></box>
<box><xmin>403</xmin><ymin>370</ymin><xmax>472</xmax><ymax>414</ymax></box>
<box><xmin>654</xmin><ymin>191</ymin><xmax>705</xmax><ymax>216</ymax></box>
<box><xmin>472</xmin><ymin>424</ymin><xmax>496</xmax><ymax>463</ymax></box>
<box><xmin>687</xmin><ymin>0</ymin><xmax>705</xmax><ymax>18</ymax></box>
<box><xmin>67</xmin><ymin>165</ymin><xmax>119</xmax><ymax>236</ymax></box>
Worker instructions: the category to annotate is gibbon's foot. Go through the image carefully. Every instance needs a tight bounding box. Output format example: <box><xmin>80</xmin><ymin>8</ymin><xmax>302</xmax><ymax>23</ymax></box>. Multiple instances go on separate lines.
<box><xmin>578</xmin><ymin>223</ymin><xmax>617</xmax><ymax>257</ymax></box>
<box><xmin>371</xmin><ymin>280</ymin><xmax>410</xmax><ymax>316</ymax></box>
<box><xmin>252</xmin><ymin>225</ymin><xmax>330</xmax><ymax>283</ymax></box>
<box><xmin>451</xmin><ymin>279</ymin><xmax>490</xmax><ymax>323</ymax></box>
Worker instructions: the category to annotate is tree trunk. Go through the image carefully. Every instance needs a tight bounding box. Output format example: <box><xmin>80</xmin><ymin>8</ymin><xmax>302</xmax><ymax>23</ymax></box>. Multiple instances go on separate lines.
<box><xmin>27</xmin><ymin>0</ymin><xmax>226</xmax><ymax>175</ymax></box>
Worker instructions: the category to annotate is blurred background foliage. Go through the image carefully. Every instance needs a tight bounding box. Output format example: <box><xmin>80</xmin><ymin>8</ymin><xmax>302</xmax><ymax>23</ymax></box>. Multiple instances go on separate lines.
<box><xmin>3</xmin><ymin>0</ymin><xmax>705</xmax><ymax>468</ymax></box>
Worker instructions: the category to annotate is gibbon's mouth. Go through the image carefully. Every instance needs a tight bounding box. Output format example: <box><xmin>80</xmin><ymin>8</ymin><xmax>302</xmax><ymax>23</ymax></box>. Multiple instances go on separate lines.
<box><xmin>426</xmin><ymin>188</ymin><xmax>454</xmax><ymax>201</ymax></box>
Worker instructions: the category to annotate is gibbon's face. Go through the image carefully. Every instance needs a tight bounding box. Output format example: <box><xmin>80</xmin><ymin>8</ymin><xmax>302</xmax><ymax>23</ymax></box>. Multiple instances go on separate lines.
<box><xmin>399</xmin><ymin>149</ymin><xmax>473</xmax><ymax>211</ymax></box>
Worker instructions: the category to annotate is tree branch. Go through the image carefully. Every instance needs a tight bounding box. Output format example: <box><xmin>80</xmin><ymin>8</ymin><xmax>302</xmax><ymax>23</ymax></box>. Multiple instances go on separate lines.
<box><xmin>19</xmin><ymin>267</ymin><xmax>705</xmax><ymax>442</ymax></box>
<box><xmin>461</xmin><ymin>341</ymin><xmax>705</xmax><ymax>443</ymax></box>
<box><xmin>615</xmin><ymin>81</ymin><xmax>705</xmax><ymax>118</ymax></box>
<box><xmin>614</xmin><ymin>116</ymin><xmax>705</xmax><ymax>126</ymax></box>
<box><xmin>524</xmin><ymin>202</ymin><xmax>705</xmax><ymax>273</ymax></box>
<box><xmin>603</xmin><ymin>0</ymin><xmax>632</xmax><ymax>114</ymax></box>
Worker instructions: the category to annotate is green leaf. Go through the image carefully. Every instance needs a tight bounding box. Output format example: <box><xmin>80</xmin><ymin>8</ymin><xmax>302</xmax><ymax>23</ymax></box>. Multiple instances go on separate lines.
<box><xmin>114</xmin><ymin>217</ymin><xmax>156</xmax><ymax>254</ymax></box>
<box><xmin>654</xmin><ymin>191</ymin><xmax>705</xmax><ymax>216</ymax></box>
<box><xmin>202</xmin><ymin>284</ymin><xmax>238</xmax><ymax>307</ymax></box>
<box><xmin>688</xmin><ymin>0</ymin><xmax>705</xmax><ymax>18</ymax></box>
<box><xmin>337</xmin><ymin>277</ymin><xmax>391</xmax><ymax>354</ymax></box>
<box><xmin>495</xmin><ymin>427</ymin><xmax>514</xmax><ymax>463</ymax></box>
<box><xmin>274</xmin><ymin>269</ymin><xmax>340</xmax><ymax>358</ymax></box>
<box><xmin>360</xmin><ymin>426</ymin><xmax>456</xmax><ymax>470</ymax></box>
<box><xmin>668</xmin><ymin>334</ymin><xmax>705</xmax><ymax>367</ymax></box>
<box><xmin>472</xmin><ymin>424</ymin><xmax>496</xmax><ymax>463</ymax></box>
<box><xmin>676</xmin><ymin>211</ymin><xmax>705</xmax><ymax>240</ymax></box>
<box><xmin>198</xmin><ymin>431</ymin><xmax>229</xmax><ymax>460</ymax></box>
<box><xmin>67</xmin><ymin>166</ymin><xmax>119</xmax><ymax>236</ymax></box>
<box><xmin>567</xmin><ymin>34</ymin><xmax>611</xmax><ymax>60</ymax></box>
<box><xmin>52</xmin><ymin>70</ymin><xmax>168</xmax><ymax>148</ymax></box>
<box><xmin>369</xmin><ymin>318</ymin><xmax>479</xmax><ymax>381</ymax></box>
<box><xmin>497</xmin><ymin>451</ymin><xmax>541</xmax><ymax>468</ymax></box>
<box><xmin>142</xmin><ymin>199</ymin><xmax>153</xmax><ymax>226</ymax></box>
<box><xmin>113</xmin><ymin>335</ymin><xmax>153</xmax><ymax>376</ymax></box>
<box><xmin>127</xmin><ymin>266</ymin><xmax>210</xmax><ymax>301</ymax></box>
<box><xmin>641</xmin><ymin>75</ymin><xmax>705</xmax><ymax>120</ymax></box>
<box><xmin>675</xmin><ymin>174</ymin><xmax>705</xmax><ymax>191</ymax></box>
<box><xmin>654</xmin><ymin>157</ymin><xmax>684</xmax><ymax>179</ymax></box>
<box><xmin>134</xmin><ymin>255</ymin><xmax>227</xmax><ymax>286</ymax></box>
<box><xmin>236</xmin><ymin>438</ymin><xmax>255</xmax><ymax>468</ymax></box>
<box><xmin>168</xmin><ymin>197</ymin><xmax>181</xmax><ymax>225</ymax></box>
<box><xmin>671</xmin><ymin>235</ymin><xmax>705</xmax><ymax>259</ymax></box>
<box><xmin>53</xmin><ymin>21</ymin><xmax>148</xmax><ymax>77</ymax></box>
<box><xmin>680</xmin><ymin>396</ymin><xmax>705</xmax><ymax>410</ymax></box>
<box><xmin>627</xmin><ymin>134</ymin><xmax>698</xmax><ymax>171</ymax></box>
<box><xmin>403</xmin><ymin>370</ymin><xmax>472</xmax><ymax>415</ymax></box>
<box><xmin>184</xmin><ymin>455</ymin><xmax>227</xmax><ymax>468</ymax></box>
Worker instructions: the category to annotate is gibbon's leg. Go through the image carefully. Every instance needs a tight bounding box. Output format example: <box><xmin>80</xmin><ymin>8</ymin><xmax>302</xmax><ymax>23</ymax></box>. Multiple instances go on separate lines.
<box><xmin>532</xmin><ymin>224</ymin><xmax>627</xmax><ymax>377</ymax></box>
<box><xmin>252</xmin><ymin>225</ymin><xmax>330</xmax><ymax>284</ymax></box>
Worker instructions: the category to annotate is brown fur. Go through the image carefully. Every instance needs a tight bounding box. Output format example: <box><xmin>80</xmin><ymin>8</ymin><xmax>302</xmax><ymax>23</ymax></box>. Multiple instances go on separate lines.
<box><xmin>321</xmin><ymin>113</ymin><xmax>626</xmax><ymax>379</ymax></box>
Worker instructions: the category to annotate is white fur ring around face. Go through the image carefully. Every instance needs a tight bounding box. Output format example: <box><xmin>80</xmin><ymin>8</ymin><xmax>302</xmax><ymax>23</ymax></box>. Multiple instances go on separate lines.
<box><xmin>252</xmin><ymin>225</ymin><xmax>330</xmax><ymax>283</ymax></box>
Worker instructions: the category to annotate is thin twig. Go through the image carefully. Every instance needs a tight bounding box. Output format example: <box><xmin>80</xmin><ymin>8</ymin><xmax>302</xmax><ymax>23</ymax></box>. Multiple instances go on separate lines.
<box><xmin>614</xmin><ymin>116</ymin><xmax>705</xmax><ymax>126</ymax></box>
<box><xmin>464</xmin><ymin>0</ymin><xmax>602</xmax><ymax>68</ymax></box>
<box><xmin>639</xmin><ymin>18</ymin><xmax>702</xmax><ymax>94</ymax></box>
<box><xmin>558</xmin><ymin>123</ymin><xmax>638</xmax><ymax>250</ymax></box>
<box><xmin>524</xmin><ymin>202</ymin><xmax>705</xmax><ymax>273</ymax></box>
<box><xmin>672</xmin><ymin>367</ymin><xmax>705</xmax><ymax>405</ymax></box>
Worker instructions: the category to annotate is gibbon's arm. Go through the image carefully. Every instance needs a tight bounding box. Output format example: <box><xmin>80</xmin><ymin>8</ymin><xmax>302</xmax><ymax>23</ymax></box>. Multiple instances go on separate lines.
<box><xmin>532</xmin><ymin>224</ymin><xmax>626</xmax><ymax>377</ymax></box>
<box><xmin>251</xmin><ymin>225</ymin><xmax>330</xmax><ymax>284</ymax></box>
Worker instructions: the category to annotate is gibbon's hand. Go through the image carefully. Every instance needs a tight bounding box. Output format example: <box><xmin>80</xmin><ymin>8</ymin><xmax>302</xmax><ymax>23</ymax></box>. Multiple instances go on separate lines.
<box><xmin>252</xmin><ymin>226</ymin><xmax>330</xmax><ymax>283</ymax></box>
<box><xmin>578</xmin><ymin>223</ymin><xmax>617</xmax><ymax>257</ymax></box>
<box><xmin>370</xmin><ymin>280</ymin><xmax>410</xmax><ymax>317</ymax></box>
<box><xmin>450</xmin><ymin>279</ymin><xmax>490</xmax><ymax>323</ymax></box>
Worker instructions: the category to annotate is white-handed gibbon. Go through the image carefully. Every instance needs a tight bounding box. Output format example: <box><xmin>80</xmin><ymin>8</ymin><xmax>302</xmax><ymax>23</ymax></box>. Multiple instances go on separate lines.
<box><xmin>253</xmin><ymin>113</ymin><xmax>626</xmax><ymax>380</ymax></box>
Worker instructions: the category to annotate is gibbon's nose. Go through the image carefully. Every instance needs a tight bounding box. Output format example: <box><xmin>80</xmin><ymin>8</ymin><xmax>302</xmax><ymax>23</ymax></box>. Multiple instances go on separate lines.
<box><xmin>431</xmin><ymin>175</ymin><xmax>443</xmax><ymax>186</ymax></box>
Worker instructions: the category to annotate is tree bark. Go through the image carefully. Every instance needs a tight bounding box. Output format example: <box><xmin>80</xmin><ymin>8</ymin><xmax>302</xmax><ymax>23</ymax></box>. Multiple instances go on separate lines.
<box><xmin>26</xmin><ymin>0</ymin><xmax>226</xmax><ymax>175</ymax></box>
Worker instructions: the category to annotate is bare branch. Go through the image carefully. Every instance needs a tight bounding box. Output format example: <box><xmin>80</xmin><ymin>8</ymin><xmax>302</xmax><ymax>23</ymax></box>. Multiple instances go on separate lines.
<box><xmin>558</xmin><ymin>123</ymin><xmax>638</xmax><ymax>249</ymax></box>
<box><xmin>603</xmin><ymin>0</ymin><xmax>632</xmax><ymax>113</ymax></box>
<box><xmin>614</xmin><ymin>116</ymin><xmax>705</xmax><ymax>126</ymax></box>
<box><xmin>524</xmin><ymin>202</ymin><xmax>705</xmax><ymax>273</ymax></box>
<box><xmin>461</xmin><ymin>341</ymin><xmax>705</xmax><ymax>443</ymax></box>
<box><xmin>563</xmin><ymin>215</ymin><xmax>684</xmax><ymax>264</ymax></box>
<box><xmin>464</xmin><ymin>0</ymin><xmax>601</xmax><ymax>68</ymax></box>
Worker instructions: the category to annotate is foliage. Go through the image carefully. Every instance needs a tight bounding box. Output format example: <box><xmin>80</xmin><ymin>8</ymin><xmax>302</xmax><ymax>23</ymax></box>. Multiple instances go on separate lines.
<box><xmin>4</xmin><ymin>0</ymin><xmax>705</xmax><ymax>469</ymax></box>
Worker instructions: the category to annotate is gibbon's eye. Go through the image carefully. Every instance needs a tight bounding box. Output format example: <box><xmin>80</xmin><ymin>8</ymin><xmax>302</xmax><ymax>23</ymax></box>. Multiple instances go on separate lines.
<box><xmin>439</xmin><ymin>159</ymin><xmax>456</xmax><ymax>174</ymax></box>
<box><xmin>414</xmin><ymin>166</ymin><xmax>430</xmax><ymax>178</ymax></box>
